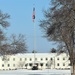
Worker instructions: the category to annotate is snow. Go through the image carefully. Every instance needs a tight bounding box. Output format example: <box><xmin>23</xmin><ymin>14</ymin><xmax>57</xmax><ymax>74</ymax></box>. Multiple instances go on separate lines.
<box><xmin>0</xmin><ymin>69</ymin><xmax>71</xmax><ymax>75</ymax></box>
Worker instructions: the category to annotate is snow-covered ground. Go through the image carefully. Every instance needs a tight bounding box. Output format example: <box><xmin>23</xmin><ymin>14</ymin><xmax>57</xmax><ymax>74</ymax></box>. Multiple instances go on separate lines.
<box><xmin>0</xmin><ymin>69</ymin><xmax>71</xmax><ymax>75</ymax></box>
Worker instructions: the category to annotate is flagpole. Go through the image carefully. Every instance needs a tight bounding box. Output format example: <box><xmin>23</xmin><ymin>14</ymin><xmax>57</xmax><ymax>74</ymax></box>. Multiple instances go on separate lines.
<box><xmin>32</xmin><ymin>6</ymin><xmax>36</xmax><ymax>66</ymax></box>
<box><xmin>34</xmin><ymin>20</ymin><xmax>36</xmax><ymax>65</ymax></box>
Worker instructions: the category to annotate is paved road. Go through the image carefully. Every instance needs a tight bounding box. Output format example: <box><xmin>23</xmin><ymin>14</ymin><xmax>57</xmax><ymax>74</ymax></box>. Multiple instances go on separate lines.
<box><xmin>0</xmin><ymin>69</ymin><xmax>71</xmax><ymax>75</ymax></box>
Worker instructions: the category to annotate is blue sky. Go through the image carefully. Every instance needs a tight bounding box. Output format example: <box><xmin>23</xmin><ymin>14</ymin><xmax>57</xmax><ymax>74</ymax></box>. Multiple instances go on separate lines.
<box><xmin>0</xmin><ymin>0</ymin><xmax>57</xmax><ymax>53</ymax></box>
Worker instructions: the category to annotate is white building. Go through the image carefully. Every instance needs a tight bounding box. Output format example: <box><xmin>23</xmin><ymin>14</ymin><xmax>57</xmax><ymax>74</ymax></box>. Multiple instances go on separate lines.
<box><xmin>0</xmin><ymin>53</ymin><xmax>71</xmax><ymax>70</ymax></box>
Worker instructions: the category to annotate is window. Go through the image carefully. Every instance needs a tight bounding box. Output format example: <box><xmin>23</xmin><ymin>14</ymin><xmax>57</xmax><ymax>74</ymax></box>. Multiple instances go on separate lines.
<box><xmin>29</xmin><ymin>63</ymin><xmax>32</xmax><ymax>66</ymax></box>
<box><xmin>63</xmin><ymin>58</ymin><xmax>65</xmax><ymax>60</ymax></box>
<box><xmin>20</xmin><ymin>58</ymin><xmax>22</xmax><ymax>61</ymax></box>
<box><xmin>63</xmin><ymin>63</ymin><xmax>65</xmax><ymax>66</ymax></box>
<box><xmin>30</xmin><ymin>58</ymin><xmax>32</xmax><ymax>61</ymax></box>
<box><xmin>46</xmin><ymin>58</ymin><xmax>48</xmax><ymax>60</ymax></box>
<box><xmin>8</xmin><ymin>64</ymin><xmax>10</xmax><ymax>67</ymax></box>
<box><xmin>25</xmin><ymin>58</ymin><xmax>27</xmax><ymax>60</ymax></box>
<box><xmin>68</xmin><ymin>57</ymin><xmax>70</xmax><ymax>60</ymax></box>
<box><xmin>68</xmin><ymin>63</ymin><xmax>71</xmax><ymax>66</ymax></box>
<box><xmin>13</xmin><ymin>64</ymin><xmax>15</xmax><ymax>67</ymax></box>
<box><xmin>46</xmin><ymin>63</ymin><xmax>48</xmax><ymax>66</ymax></box>
<box><xmin>57</xmin><ymin>63</ymin><xmax>59</xmax><ymax>66</ymax></box>
<box><xmin>8</xmin><ymin>58</ymin><xmax>10</xmax><ymax>61</ymax></box>
<box><xmin>41</xmin><ymin>58</ymin><xmax>43</xmax><ymax>61</ymax></box>
<box><xmin>35</xmin><ymin>58</ymin><xmax>37</xmax><ymax>60</ymax></box>
<box><xmin>57</xmin><ymin>58</ymin><xmax>59</xmax><ymax>60</ymax></box>
<box><xmin>2</xmin><ymin>59</ymin><xmax>4</xmax><ymax>61</ymax></box>
<box><xmin>25</xmin><ymin>64</ymin><xmax>28</xmax><ymax>67</ymax></box>
<box><xmin>2</xmin><ymin>64</ymin><xmax>4</xmax><ymax>67</ymax></box>
<box><xmin>13</xmin><ymin>58</ymin><xmax>15</xmax><ymax>61</ymax></box>
<box><xmin>40</xmin><ymin>63</ymin><xmax>43</xmax><ymax>66</ymax></box>
<box><xmin>50</xmin><ymin>58</ymin><xmax>53</xmax><ymax>60</ymax></box>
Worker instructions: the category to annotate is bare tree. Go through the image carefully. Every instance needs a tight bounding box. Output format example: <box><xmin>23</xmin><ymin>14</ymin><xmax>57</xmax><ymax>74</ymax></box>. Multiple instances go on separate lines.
<box><xmin>50</xmin><ymin>48</ymin><xmax>56</xmax><ymax>53</ymax></box>
<box><xmin>0</xmin><ymin>11</ymin><xmax>27</xmax><ymax>55</ymax></box>
<box><xmin>8</xmin><ymin>34</ymin><xmax>27</xmax><ymax>54</ymax></box>
<box><xmin>40</xmin><ymin>0</ymin><xmax>75</xmax><ymax>75</ymax></box>
<box><xmin>0</xmin><ymin>10</ymin><xmax>10</xmax><ymax>55</ymax></box>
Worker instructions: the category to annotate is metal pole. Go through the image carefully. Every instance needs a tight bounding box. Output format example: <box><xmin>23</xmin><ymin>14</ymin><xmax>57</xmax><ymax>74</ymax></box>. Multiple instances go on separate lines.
<box><xmin>33</xmin><ymin>21</ymin><xmax>36</xmax><ymax>65</ymax></box>
<box><xmin>54</xmin><ymin>57</ymin><xmax>55</xmax><ymax>69</ymax></box>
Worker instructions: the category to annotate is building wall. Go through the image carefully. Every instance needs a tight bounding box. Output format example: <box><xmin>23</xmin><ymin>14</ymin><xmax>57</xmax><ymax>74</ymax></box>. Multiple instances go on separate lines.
<box><xmin>0</xmin><ymin>53</ymin><xmax>70</xmax><ymax>70</ymax></box>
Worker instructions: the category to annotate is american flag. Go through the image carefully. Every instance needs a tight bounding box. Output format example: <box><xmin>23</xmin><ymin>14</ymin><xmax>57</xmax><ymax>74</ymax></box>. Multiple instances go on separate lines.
<box><xmin>32</xmin><ymin>7</ymin><xmax>35</xmax><ymax>22</ymax></box>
